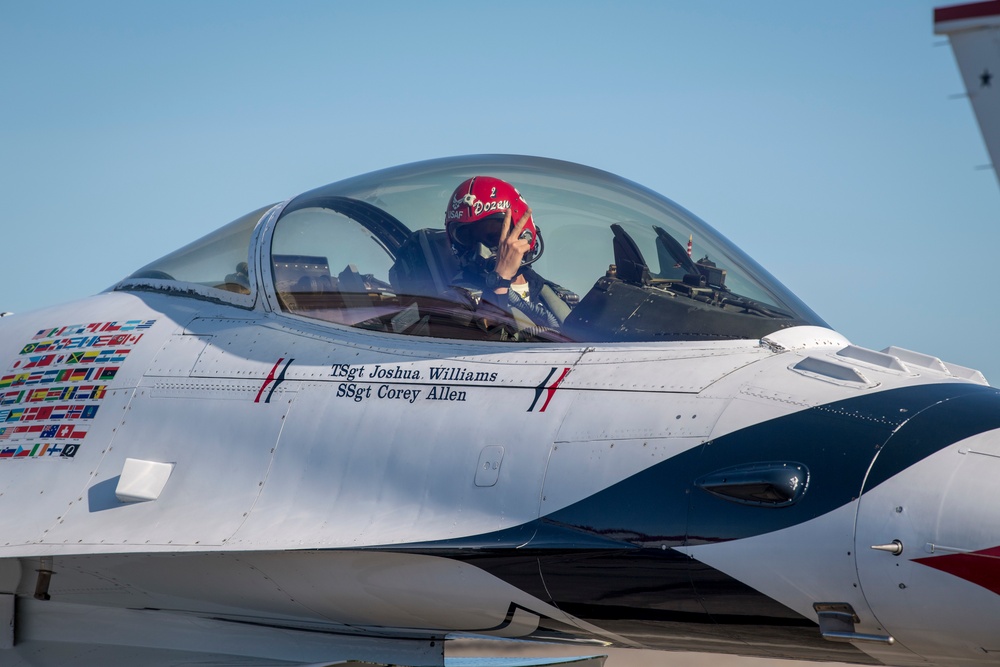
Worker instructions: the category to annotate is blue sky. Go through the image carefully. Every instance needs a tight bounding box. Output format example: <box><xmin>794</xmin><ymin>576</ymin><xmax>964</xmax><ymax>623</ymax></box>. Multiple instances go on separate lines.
<box><xmin>3</xmin><ymin>1</ymin><xmax>998</xmax><ymax>381</ymax></box>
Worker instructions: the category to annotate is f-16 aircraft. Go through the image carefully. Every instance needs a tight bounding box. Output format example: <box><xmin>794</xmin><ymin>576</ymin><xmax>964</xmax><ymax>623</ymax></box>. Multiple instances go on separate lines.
<box><xmin>1</xmin><ymin>150</ymin><xmax>998</xmax><ymax>667</ymax></box>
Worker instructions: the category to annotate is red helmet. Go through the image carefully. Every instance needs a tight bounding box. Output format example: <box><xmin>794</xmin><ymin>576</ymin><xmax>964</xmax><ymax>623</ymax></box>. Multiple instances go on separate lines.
<box><xmin>445</xmin><ymin>176</ymin><xmax>542</xmax><ymax>265</ymax></box>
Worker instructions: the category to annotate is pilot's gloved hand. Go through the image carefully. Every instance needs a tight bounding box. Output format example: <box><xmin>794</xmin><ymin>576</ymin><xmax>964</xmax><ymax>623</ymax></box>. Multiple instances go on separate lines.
<box><xmin>493</xmin><ymin>206</ymin><xmax>533</xmax><ymax>292</ymax></box>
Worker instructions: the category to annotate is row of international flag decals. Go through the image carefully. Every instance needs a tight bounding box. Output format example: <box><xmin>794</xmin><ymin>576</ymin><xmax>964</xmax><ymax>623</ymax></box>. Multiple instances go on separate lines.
<box><xmin>0</xmin><ymin>319</ymin><xmax>155</xmax><ymax>460</ymax></box>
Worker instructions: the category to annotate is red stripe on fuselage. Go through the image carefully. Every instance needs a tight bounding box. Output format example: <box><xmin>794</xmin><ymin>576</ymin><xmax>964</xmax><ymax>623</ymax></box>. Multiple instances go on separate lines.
<box><xmin>254</xmin><ymin>358</ymin><xmax>284</xmax><ymax>404</ymax></box>
<box><xmin>538</xmin><ymin>367</ymin><xmax>571</xmax><ymax>412</ymax></box>
<box><xmin>914</xmin><ymin>545</ymin><xmax>1000</xmax><ymax>595</ymax></box>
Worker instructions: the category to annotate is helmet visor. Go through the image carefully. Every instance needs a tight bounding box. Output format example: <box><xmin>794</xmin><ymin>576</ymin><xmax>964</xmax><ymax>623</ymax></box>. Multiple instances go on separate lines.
<box><xmin>451</xmin><ymin>213</ymin><xmax>506</xmax><ymax>250</ymax></box>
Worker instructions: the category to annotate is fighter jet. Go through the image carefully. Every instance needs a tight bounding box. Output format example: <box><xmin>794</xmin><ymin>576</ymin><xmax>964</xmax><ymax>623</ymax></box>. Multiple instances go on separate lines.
<box><xmin>0</xmin><ymin>150</ymin><xmax>998</xmax><ymax>667</ymax></box>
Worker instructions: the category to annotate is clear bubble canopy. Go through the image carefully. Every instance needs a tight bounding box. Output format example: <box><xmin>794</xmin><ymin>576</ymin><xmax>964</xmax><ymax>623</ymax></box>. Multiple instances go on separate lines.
<box><xmin>123</xmin><ymin>155</ymin><xmax>825</xmax><ymax>343</ymax></box>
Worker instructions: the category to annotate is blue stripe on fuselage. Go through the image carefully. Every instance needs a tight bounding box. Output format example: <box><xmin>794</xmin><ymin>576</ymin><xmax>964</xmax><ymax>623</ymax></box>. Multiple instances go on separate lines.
<box><xmin>546</xmin><ymin>382</ymin><xmax>1000</xmax><ymax>546</ymax></box>
<box><xmin>388</xmin><ymin>382</ymin><xmax>1000</xmax><ymax>551</ymax></box>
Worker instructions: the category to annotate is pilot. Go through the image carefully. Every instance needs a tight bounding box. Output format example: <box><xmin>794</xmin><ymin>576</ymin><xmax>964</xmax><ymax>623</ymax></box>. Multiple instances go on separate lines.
<box><xmin>445</xmin><ymin>176</ymin><xmax>577</xmax><ymax>332</ymax></box>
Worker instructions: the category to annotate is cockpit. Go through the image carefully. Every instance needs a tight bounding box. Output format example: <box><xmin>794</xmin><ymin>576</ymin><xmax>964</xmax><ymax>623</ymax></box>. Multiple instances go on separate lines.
<box><xmin>119</xmin><ymin>155</ymin><xmax>825</xmax><ymax>343</ymax></box>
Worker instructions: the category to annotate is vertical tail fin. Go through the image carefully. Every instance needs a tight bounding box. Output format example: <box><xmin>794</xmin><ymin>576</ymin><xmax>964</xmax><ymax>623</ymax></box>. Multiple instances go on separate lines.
<box><xmin>935</xmin><ymin>1</ymin><xmax>1000</xmax><ymax>186</ymax></box>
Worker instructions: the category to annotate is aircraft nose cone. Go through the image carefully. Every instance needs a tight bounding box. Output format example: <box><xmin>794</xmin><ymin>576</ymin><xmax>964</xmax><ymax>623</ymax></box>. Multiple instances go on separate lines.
<box><xmin>855</xmin><ymin>387</ymin><xmax>1000</xmax><ymax>663</ymax></box>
